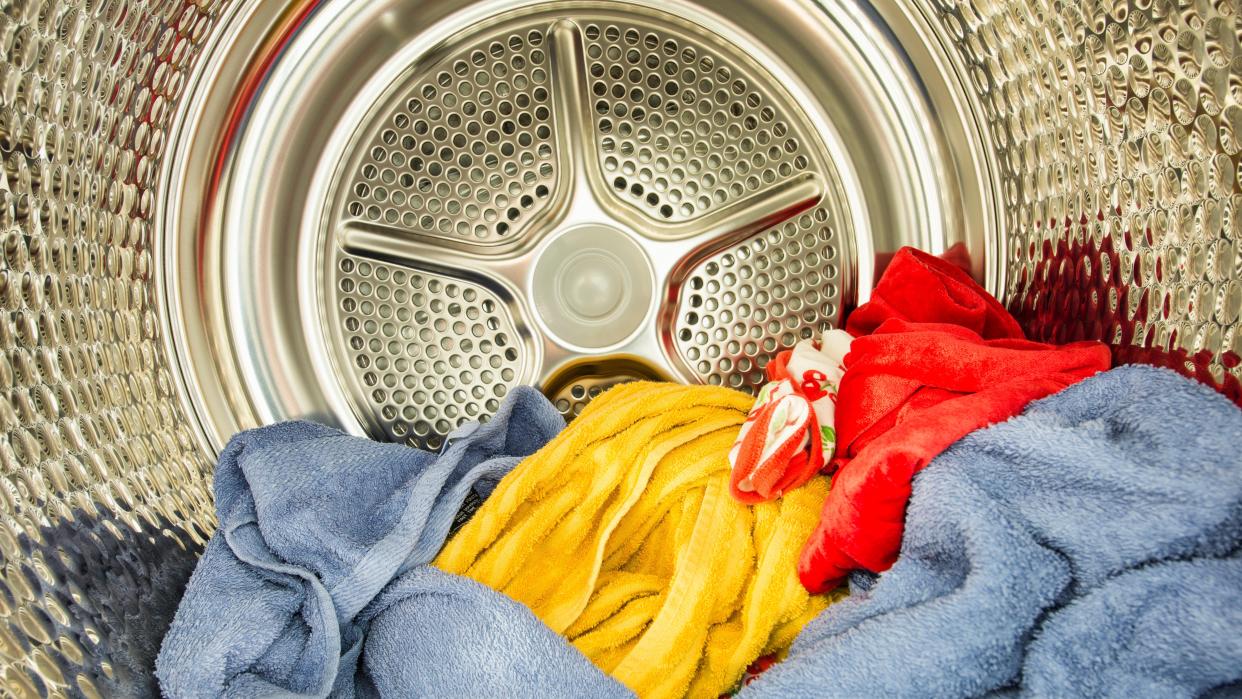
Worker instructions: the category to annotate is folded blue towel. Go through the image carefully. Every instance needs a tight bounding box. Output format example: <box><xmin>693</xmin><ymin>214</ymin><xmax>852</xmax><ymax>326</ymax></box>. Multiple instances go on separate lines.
<box><xmin>744</xmin><ymin>365</ymin><xmax>1242</xmax><ymax>698</ymax></box>
<box><xmin>156</xmin><ymin>386</ymin><xmax>631</xmax><ymax>698</ymax></box>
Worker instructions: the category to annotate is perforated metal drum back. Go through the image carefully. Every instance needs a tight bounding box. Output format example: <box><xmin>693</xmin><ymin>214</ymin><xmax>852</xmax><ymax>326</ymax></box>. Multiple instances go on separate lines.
<box><xmin>0</xmin><ymin>0</ymin><xmax>1237</xmax><ymax>693</ymax></box>
<box><xmin>322</xmin><ymin>7</ymin><xmax>848</xmax><ymax>448</ymax></box>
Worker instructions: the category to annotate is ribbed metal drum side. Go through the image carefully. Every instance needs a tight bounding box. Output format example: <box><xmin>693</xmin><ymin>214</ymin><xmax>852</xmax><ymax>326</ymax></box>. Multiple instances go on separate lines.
<box><xmin>937</xmin><ymin>0</ymin><xmax>1242</xmax><ymax>402</ymax></box>
<box><xmin>0</xmin><ymin>0</ymin><xmax>232</xmax><ymax>694</ymax></box>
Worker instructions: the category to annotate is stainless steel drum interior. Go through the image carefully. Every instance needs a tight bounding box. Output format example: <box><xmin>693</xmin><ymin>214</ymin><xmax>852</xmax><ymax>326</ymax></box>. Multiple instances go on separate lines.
<box><xmin>0</xmin><ymin>0</ymin><xmax>1237</xmax><ymax>693</ymax></box>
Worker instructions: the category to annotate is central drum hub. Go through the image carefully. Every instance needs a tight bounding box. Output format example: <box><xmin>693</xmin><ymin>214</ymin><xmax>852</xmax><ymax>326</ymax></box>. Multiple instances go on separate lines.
<box><xmin>532</xmin><ymin>224</ymin><xmax>654</xmax><ymax>348</ymax></box>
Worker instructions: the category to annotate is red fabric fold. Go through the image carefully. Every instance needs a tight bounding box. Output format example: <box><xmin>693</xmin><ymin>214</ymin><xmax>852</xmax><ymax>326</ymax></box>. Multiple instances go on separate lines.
<box><xmin>797</xmin><ymin>247</ymin><xmax>1112</xmax><ymax>593</ymax></box>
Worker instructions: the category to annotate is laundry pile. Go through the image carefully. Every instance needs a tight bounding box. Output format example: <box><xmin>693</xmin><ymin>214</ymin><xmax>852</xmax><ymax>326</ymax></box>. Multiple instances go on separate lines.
<box><xmin>436</xmin><ymin>383</ymin><xmax>842</xmax><ymax>698</ymax></box>
<box><xmin>156</xmin><ymin>389</ymin><xmax>629</xmax><ymax>697</ymax></box>
<box><xmin>789</xmin><ymin>249</ymin><xmax>1112</xmax><ymax>590</ymax></box>
<box><xmin>741</xmin><ymin>365</ymin><xmax>1242</xmax><ymax>697</ymax></box>
<box><xmin>157</xmin><ymin>246</ymin><xmax>1242</xmax><ymax>698</ymax></box>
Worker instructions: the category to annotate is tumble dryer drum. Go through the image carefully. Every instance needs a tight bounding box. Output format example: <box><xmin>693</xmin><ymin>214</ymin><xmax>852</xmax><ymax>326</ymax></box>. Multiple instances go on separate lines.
<box><xmin>0</xmin><ymin>0</ymin><xmax>1236</xmax><ymax>693</ymax></box>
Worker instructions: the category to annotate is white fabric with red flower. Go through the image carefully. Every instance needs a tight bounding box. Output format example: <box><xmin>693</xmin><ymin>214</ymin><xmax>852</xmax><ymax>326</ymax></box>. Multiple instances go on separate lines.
<box><xmin>728</xmin><ymin>329</ymin><xmax>852</xmax><ymax>503</ymax></box>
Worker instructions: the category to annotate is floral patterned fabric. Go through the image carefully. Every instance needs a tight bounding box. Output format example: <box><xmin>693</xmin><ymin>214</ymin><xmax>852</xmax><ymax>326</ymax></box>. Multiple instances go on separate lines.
<box><xmin>728</xmin><ymin>330</ymin><xmax>852</xmax><ymax>504</ymax></box>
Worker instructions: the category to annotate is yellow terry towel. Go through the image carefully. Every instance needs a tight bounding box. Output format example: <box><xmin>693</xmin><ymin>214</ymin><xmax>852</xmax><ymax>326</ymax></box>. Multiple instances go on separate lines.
<box><xmin>434</xmin><ymin>382</ymin><xmax>844</xmax><ymax>698</ymax></box>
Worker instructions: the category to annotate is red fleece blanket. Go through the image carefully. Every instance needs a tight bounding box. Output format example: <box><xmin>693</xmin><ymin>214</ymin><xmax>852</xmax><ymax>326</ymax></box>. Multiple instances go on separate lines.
<box><xmin>796</xmin><ymin>248</ymin><xmax>1112</xmax><ymax>593</ymax></box>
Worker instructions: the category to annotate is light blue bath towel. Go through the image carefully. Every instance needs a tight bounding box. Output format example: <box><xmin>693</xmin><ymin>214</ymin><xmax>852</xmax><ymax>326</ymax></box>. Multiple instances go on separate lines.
<box><xmin>156</xmin><ymin>386</ymin><xmax>631</xmax><ymax>698</ymax></box>
<box><xmin>744</xmin><ymin>365</ymin><xmax>1242</xmax><ymax>698</ymax></box>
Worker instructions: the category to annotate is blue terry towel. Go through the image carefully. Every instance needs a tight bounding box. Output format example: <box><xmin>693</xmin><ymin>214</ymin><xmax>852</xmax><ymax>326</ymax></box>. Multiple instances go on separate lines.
<box><xmin>155</xmin><ymin>386</ymin><xmax>631</xmax><ymax>698</ymax></box>
<box><xmin>743</xmin><ymin>365</ymin><xmax>1242</xmax><ymax>698</ymax></box>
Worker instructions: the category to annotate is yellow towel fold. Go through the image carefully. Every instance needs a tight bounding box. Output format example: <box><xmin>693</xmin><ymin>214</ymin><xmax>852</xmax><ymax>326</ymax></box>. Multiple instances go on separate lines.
<box><xmin>435</xmin><ymin>382</ymin><xmax>844</xmax><ymax>698</ymax></box>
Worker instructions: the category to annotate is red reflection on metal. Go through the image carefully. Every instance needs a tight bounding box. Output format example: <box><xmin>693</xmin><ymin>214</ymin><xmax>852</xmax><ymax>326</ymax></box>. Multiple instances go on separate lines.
<box><xmin>1011</xmin><ymin>215</ymin><xmax>1242</xmax><ymax>405</ymax></box>
<box><xmin>197</xmin><ymin>0</ymin><xmax>324</xmax><ymax>273</ymax></box>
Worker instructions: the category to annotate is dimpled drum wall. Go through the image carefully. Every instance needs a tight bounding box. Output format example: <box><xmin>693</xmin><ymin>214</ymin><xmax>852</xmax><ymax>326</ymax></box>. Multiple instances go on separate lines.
<box><xmin>0</xmin><ymin>0</ymin><xmax>1238</xmax><ymax>694</ymax></box>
